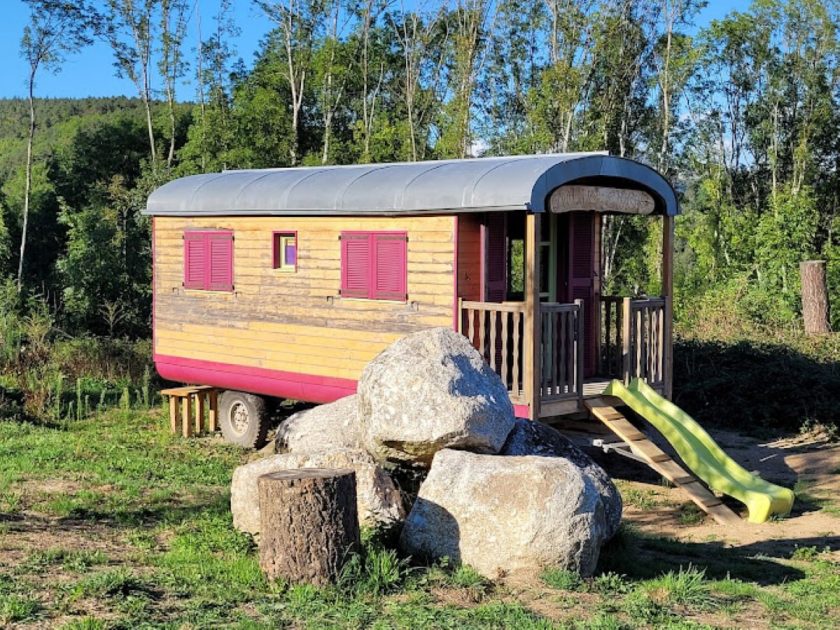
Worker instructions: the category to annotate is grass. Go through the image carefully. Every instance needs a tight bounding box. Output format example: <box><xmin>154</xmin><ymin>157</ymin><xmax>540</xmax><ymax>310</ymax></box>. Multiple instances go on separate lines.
<box><xmin>0</xmin><ymin>408</ymin><xmax>838</xmax><ymax>628</ymax></box>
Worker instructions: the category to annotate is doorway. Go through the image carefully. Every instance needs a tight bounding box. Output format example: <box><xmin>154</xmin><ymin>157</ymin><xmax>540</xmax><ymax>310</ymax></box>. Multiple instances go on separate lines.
<box><xmin>556</xmin><ymin>212</ymin><xmax>598</xmax><ymax>377</ymax></box>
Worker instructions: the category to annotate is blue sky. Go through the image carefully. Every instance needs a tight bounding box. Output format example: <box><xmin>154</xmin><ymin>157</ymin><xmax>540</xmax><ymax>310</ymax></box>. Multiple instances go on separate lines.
<box><xmin>0</xmin><ymin>0</ymin><xmax>751</xmax><ymax>100</ymax></box>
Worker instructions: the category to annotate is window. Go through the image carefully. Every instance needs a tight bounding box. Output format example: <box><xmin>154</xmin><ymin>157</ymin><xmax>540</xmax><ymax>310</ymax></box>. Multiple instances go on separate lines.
<box><xmin>340</xmin><ymin>231</ymin><xmax>407</xmax><ymax>301</ymax></box>
<box><xmin>273</xmin><ymin>231</ymin><xmax>297</xmax><ymax>272</ymax></box>
<box><xmin>183</xmin><ymin>230</ymin><xmax>234</xmax><ymax>291</ymax></box>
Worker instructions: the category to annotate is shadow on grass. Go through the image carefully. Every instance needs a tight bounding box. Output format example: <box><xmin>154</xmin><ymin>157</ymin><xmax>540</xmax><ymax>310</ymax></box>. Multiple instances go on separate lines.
<box><xmin>2</xmin><ymin>491</ymin><xmax>233</xmax><ymax>536</ymax></box>
<box><xmin>673</xmin><ymin>336</ymin><xmax>840</xmax><ymax>434</ymax></box>
<box><xmin>597</xmin><ymin>525</ymin><xmax>809</xmax><ymax>585</ymax></box>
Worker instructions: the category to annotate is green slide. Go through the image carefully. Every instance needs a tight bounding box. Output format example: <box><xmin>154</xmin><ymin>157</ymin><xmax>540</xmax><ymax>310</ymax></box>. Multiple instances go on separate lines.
<box><xmin>604</xmin><ymin>378</ymin><xmax>795</xmax><ymax>523</ymax></box>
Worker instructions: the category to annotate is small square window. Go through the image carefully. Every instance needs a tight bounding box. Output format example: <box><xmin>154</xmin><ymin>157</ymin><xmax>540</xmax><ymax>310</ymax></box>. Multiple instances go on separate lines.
<box><xmin>273</xmin><ymin>232</ymin><xmax>297</xmax><ymax>272</ymax></box>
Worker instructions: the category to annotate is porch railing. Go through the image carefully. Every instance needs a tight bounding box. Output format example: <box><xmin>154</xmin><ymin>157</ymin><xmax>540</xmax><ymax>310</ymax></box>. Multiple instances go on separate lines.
<box><xmin>626</xmin><ymin>297</ymin><xmax>667</xmax><ymax>390</ymax></box>
<box><xmin>539</xmin><ymin>301</ymin><xmax>583</xmax><ymax>402</ymax></box>
<box><xmin>458</xmin><ymin>300</ymin><xmax>526</xmax><ymax>404</ymax></box>
<box><xmin>600</xmin><ymin>295</ymin><xmax>670</xmax><ymax>392</ymax></box>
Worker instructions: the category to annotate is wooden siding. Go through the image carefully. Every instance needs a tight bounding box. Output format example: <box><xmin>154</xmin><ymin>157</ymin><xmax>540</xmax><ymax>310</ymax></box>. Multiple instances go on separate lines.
<box><xmin>154</xmin><ymin>215</ymin><xmax>456</xmax><ymax>382</ymax></box>
<box><xmin>457</xmin><ymin>214</ymin><xmax>482</xmax><ymax>301</ymax></box>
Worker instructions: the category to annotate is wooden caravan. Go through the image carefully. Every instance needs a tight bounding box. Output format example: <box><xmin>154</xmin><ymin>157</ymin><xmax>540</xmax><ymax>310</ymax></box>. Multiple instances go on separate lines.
<box><xmin>146</xmin><ymin>153</ymin><xmax>679</xmax><ymax>443</ymax></box>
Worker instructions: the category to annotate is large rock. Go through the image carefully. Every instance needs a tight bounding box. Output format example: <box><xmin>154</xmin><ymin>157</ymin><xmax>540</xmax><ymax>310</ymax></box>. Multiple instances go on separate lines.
<box><xmin>400</xmin><ymin>449</ymin><xmax>607</xmax><ymax>578</ymax></box>
<box><xmin>231</xmin><ymin>448</ymin><xmax>405</xmax><ymax>536</ymax></box>
<box><xmin>275</xmin><ymin>395</ymin><xmax>363</xmax><ymax>454</ymax></box>
<box><xmin>500</xmin><ymin>419</ymin><xmax>622</xmax><ymax>539</ymax></box>
<box><xmin>358</xmin><ymin>328</ymin><xmax>515</xmax><ymax>464</ymax></box>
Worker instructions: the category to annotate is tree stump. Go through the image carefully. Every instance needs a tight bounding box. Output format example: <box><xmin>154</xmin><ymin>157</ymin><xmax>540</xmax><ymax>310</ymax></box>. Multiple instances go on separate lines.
<box><xmin>800</xmin><ymin>260</ymin><xmax>831</xmax><ymax>334</ymax></box>
<box><xmin>258</xmin><ymin>468</ymin><xmax>360</xmax><ymax>586</ymax></box>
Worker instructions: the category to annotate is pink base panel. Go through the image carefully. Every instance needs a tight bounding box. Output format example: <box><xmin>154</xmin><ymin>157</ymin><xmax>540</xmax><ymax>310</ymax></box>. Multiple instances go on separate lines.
<box><xmin>154</xmin><ymin>354</ymin><xmax>532</xmax><ymax>419</ymax></box>
<box><xmin>154</xmin><ymin>354</ymin><xmax>357</xmax><ymax>403</ymax></box>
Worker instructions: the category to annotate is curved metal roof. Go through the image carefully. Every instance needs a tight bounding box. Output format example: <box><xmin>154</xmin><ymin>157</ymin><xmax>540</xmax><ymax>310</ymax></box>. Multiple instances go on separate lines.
<box><xmin>145</xmin><ymin>153</ymin><xmax>679</xmax><ymax>217</ymax></box>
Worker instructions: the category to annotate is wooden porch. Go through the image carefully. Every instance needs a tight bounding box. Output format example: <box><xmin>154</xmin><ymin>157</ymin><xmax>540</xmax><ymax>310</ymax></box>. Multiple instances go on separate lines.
<box><xmin>457</xmin><ymin>211</ymin><xmax>675</xmax><ymax>420</ymax></box>
<box><xmin>458</xmin><ymin>295</ymin><xmax>672</xmax><ymax>418</ymax></box>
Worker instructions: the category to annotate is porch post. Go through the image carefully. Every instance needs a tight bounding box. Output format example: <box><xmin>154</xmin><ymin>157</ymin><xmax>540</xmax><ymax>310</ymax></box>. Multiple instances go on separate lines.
<box><xmin>662</xmin><ymin>215</ymin><xmax>675</xmax><ymax>399</ymax></box>
<box><xmin>524</xmin><ymin>212</ymin><xmax>541</xmax><ymax>420</ymax></box>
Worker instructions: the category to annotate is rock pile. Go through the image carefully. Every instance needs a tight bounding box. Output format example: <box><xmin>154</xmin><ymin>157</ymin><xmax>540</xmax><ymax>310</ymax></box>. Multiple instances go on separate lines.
<box><xmin>230</xmin><ymin>327</ymin><xmax>621</xmax><ymax>578</ymax></box>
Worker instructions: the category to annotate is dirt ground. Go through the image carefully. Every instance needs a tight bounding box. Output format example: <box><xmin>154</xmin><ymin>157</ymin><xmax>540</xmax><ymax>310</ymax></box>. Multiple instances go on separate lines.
<box><xmin>591</xmin><ymin>425</ymin><xmax>840</xmax><ymax>559</ymax></box>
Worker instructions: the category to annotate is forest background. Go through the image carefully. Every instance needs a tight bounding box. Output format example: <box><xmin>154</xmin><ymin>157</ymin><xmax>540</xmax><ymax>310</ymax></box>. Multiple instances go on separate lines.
<box><xmin>0</xmin><ymin>0</ymin><xmax>838</xmax><ymax>428</ymax></box>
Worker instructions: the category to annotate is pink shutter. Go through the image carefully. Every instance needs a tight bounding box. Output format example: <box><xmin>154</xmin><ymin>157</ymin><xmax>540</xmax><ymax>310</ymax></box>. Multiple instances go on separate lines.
<box><xmin>184</xmin><ymin>232</ymin><xmax>206</xmax><ymax>289</ymax></box>
<box><xmin>484</xmin><ymin>213</ymin><xmax>507</xmax><ymax>302</ymax></box>
<box><xmin>372</xmin><ymin>233</ymin><xmax>407</xmax><ymax>301</ymax></box>
<box><xmin>208</xmin><ymin>231</ymin><xmax>234</xmax><ymax>291</ymax></box>
<box><xmin>341</xmin><ymin>232</ymin><xmax>371</xmax><ymax>298</ymax></box>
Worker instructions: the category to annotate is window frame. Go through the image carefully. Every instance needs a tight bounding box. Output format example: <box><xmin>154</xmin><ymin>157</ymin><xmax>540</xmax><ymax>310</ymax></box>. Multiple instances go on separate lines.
<box><xmin>183</xmin><ymin>229</ymin><xmax>234</xmax><ymax>292</ymax></box>
<box><xmin>340</xmin><ymin>230</ymin><xmax>408</xmax><ymax>302</ymax></box>
<box><xmin>272</xmin><ymin>230</ymin><xmax>298</xmax><ymax>273</ymax></box>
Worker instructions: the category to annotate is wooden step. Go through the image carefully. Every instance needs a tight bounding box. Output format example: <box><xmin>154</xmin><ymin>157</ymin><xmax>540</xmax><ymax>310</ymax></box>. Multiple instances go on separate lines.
<box><xmin>585</xmin><ymin>401</ymin><xmax>741</xmax><ymax>525</ymax></box>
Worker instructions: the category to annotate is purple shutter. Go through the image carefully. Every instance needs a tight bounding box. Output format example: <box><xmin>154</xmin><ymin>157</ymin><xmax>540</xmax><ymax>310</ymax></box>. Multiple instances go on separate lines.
<box><xmin>184</xmin><ymin>232</ymin><xmax>206</xmax><ymax>289</ymax></box>
<box><xmin>373</xmin><ymin>233</ymin><xmax>407</xmax><ymax>300</ymax></box>
<box><xmin>341</xmin><ymin>232</ymin><xmax>371</xmax><ymax>298</ymax></box>
<box><xmin>484</xmin><ymin>214</ymin><xmax>507</xmax><ymax>302</ymax></box>
<box><xmin>568</xmin><ymin>213</ymin><xmax>596</xmax><ymax>376</ymax></box>
<box><xmin>208</xmin><ymin>232</ymin><xmax>234</xmax><ymax>291</ymax></box>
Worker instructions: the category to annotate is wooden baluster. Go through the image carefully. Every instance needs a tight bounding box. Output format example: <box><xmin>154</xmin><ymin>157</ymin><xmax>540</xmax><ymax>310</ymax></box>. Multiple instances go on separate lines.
<box><xmin>549</xmin><ymin>310</ymin><xmax>557</xmax><ymax>395</ymax></box>
<box><xmin>489</xmin><ymin>310</ymin><xmax>498</xmax><ymax>373</ymax></box>
<box><xmin>468</xmin><ymin>309</ymin><xmax>476</xmax><ymax>350</ymax></box>
<box><xmin>604</xmin><ymin>301</ymin><xmax>612</xmax><ymax>376</ymax></box>
<box><xmin>622</xmin><ymin>298</ymin><xmax>632</xmax><ymax>384</ymax></box>
<box><xmin>478</xmin><ymin>310</ymin><xmax>487</xmax><ymax>363</ymax></box>
<box><xmin>559</xmin><ymin>310</ymin><xmax>567</xmax><ymax>394</ymax></box>
<box><xmin>654</xmin><ymin>307</ymin><xmax>660</xmax><ymax>383</ymax></box>
<box><xmin>501</xmin><ymin>312</ymin><xmax>509</xmax><ymax>390</ymax></box>
<box><xmin>512</xmin><ymin>311</ymin><xmax>521</xmax><ymax>396</ymax></box>
<box><xmin>658</xmin><ymin>303</ymin><xmax>665</xmax><ymax>384</ymax></box>
<box><xmin>635</xmin><ymin>307</ymin><xmax>643</xmax><ymax>379</ymax></box>
<box><xmin>651</xmin><ymin>306</ymin><xmax>657</xmax><ymax>382</ymax></box>
<box><xmin>649</xmin><ymin>308</ymin><xmax>656</xmax><ymax>383</ymax></box>
<box><xmin>567</xmin><ymin>309</ymin><xmax>575</xmax><ymax>393</ymax></box>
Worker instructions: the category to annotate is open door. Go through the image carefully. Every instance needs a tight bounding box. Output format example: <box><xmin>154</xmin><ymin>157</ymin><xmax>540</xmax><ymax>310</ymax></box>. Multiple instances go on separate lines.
<box><xmin>559</xmin><ymin>212</ymin><xmax>597</xmax><ymax>377</ymax></box>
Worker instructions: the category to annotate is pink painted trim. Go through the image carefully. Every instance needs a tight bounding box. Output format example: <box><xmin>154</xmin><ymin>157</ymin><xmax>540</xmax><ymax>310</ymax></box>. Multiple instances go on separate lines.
<box><xmin>154</xmin><ymin>354</ymin><xmax>357</xmax><ymax>403</ymax></box>
<box><xmin>452</xmin><ymin>215</ymin><xmax>459</xmax><ymax>331</ymax></box>
<box><xmin>155</xmin><ymin>353</ymin><xmax>530</xmax><ymax>414</ymax></box>
<box><xmin>151</xmin><ymin>217</ymin><xmax>156</xmax><ymax>356</ymax></box>
<box><xmin>513</xmin><ymin>404</ymin><xmax>530</xmax><ymax>420</ymax></box>
<box><xmin>272</xmin><ymin>230</ymin><xmax>298</xmax><ymax>272</ymax></box>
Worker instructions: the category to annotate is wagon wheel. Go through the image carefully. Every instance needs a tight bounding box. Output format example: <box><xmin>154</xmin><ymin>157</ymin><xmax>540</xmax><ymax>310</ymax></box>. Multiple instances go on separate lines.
<box><xmin>218</xmin><ymin>390</ymin><xmax>269</xmax><ymax>448</ymax></box>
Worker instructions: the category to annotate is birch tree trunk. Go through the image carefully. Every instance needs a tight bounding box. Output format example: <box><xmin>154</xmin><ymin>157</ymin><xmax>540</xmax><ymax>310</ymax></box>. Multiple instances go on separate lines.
<box><xmin>18</xmin><ymin>69</ymin><xmax>37</xmax><ymax>291</ymax></box>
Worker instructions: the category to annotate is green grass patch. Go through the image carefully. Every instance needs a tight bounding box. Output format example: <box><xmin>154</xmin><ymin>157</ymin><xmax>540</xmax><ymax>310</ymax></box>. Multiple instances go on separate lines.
<box><xmin>1</xmin><ymin>406</ymin><xmax>838</xmax><ymax>627</ymax></box>
<box><xmin>541</xmin><ymin>567</ymin><xmax>582</xmax><ymax>591</ymax></box>
<box><xmin>0</xmin><ymin>593</ymin><xmax>40</xmax><ymax>625</ymax></box>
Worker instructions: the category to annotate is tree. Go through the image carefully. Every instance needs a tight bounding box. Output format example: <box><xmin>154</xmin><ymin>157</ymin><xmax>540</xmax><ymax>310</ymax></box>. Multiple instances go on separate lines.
<box><xmin>389</xmin><ymin>1</ymin><xmax>449</xmax><ymax>161</ymax></box>
<box><xmin>436</xmin><ymin>0</ymin><xmax>492</xmax><ymax>158</ymax></box>
<box><xmin>100</xmin><ymin>0</ymin><xmax>160</xmax><ymax>169</ymax></box>
<box><xmin>159</xmin><ymin>0</ymin><xmax>190</xmax><ymax>168</ymax></box>
<box><xmin>255</xmin><ymin>0</ymin><xmax>325</xmax><ymax>166</ymax></box>
<box><xmin>17</xmin><ymin>0</ymin><xmax>92</xmax><ymax>292</ymax></box>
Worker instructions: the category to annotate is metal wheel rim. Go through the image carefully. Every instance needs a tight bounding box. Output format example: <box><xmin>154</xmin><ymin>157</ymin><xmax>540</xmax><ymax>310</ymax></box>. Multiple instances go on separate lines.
<box><xmin>229</xmin><ymin>401</ymin><xmax>250</xmax><ymax>436</ymax></box>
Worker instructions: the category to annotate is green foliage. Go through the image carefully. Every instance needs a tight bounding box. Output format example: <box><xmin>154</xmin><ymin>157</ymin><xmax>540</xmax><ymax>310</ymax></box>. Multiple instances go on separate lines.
<box><xmin>672</xmin><ymin>331</ymin><xmax>840</xmax><ymax>433</ymax></box>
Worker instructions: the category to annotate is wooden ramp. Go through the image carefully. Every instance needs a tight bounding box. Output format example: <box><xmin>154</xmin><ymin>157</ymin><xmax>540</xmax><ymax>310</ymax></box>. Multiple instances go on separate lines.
<box><xmin>585</xmin><ymin>397</ymin><xmax>740</xmax><ymax>525</ymax></box>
